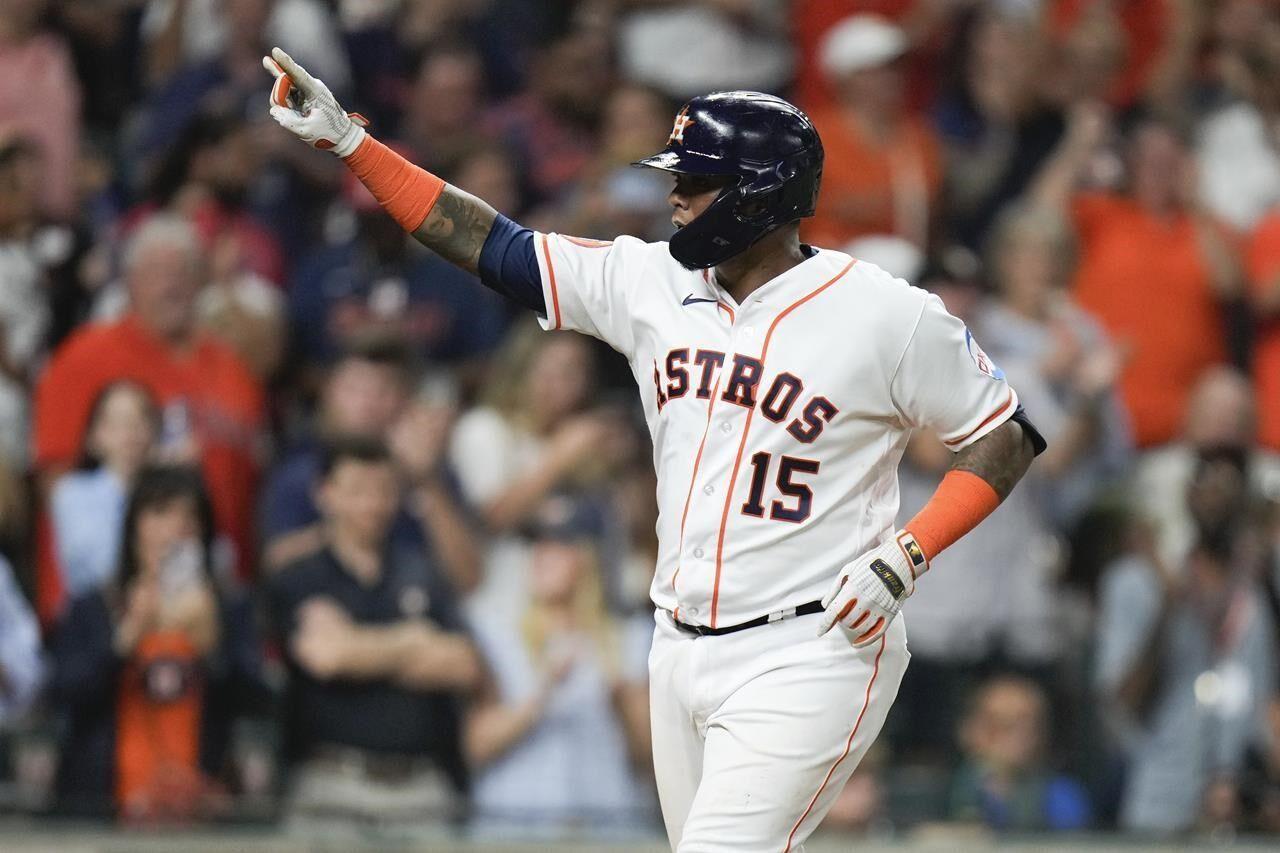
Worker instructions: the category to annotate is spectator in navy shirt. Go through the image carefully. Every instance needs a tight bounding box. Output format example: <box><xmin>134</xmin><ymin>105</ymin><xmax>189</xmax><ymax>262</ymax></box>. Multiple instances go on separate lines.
<box><xmin>267</xmin><ymin>436</ymin><xmax>482</xmax><ymax>839</ymax></box>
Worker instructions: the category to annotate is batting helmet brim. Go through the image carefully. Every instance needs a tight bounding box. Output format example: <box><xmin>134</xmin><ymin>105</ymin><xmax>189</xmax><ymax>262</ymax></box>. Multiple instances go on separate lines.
<box><xmin>633</xmin><ymin>149</ymin><xmax>743</xmax><ymax>177</ymax></box>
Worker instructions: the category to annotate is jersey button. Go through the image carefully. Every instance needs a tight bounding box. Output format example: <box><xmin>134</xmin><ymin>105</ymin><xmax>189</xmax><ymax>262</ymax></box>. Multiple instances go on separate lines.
<box><xmin>744</xmin><ymin>326</ymin><xmax>755</xmax><ymax>336</ymax></box>
<box><xmin>720</xmin><ymin>421</ymin><xmax>733</xmax><ymax>434</ymax></box>
<box><xmin>688</xmin><ymin>607</ymin><xmax>700</xmax><ymax>617</ymax></box>
<box><xmin>702</xmin><ymin>484</ymin><xmax>715</xmax><ymax>495</ymax></box>
<box><xmin>693</xmin><ymin>547</ymin><xmax>705</xmax><ymax>559</ymax></box>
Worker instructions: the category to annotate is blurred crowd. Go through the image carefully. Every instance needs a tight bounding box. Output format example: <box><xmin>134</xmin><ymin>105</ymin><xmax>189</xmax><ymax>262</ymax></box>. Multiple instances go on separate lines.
<box><xmin>3</xmin><ymin>0</ymin><xmax>1280</xmax><ymax>843</ymax></box>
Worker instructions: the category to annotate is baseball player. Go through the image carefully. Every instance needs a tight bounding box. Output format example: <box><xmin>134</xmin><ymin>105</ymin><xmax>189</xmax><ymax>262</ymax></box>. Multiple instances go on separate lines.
<box><xmin>263</xmin><ymin>48</ymin><xmax>1046</xmax><ymax>851</ymax></box>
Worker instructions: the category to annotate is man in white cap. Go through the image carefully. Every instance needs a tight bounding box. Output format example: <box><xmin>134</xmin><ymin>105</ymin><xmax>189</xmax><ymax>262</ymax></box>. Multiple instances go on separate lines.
<box><xmin>805</xmin><ymin>15</ymin><xmax>941</xmax><ymax>253</ymax></box>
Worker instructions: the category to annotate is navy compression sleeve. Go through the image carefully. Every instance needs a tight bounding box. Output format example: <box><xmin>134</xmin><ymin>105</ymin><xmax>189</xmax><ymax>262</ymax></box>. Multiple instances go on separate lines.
<box><xmin>477</xmin><ymin>213</ymin><xmax>545</xmax><ymax>314</ymax></box>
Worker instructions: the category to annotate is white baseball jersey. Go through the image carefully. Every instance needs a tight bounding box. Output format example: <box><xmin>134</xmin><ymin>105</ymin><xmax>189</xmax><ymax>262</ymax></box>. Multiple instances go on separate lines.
<box><xmin>533</xmin><ymin>233</ymin><xmax>1018</xmax><ymax>629</ymax></box>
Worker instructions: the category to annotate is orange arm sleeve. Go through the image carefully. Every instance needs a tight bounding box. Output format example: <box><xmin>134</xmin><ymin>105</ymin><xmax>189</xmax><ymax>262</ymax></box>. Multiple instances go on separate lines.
<box><xmin>903</xmin><ymin>470</ymin><xmax>1001</xmax><ymax>564</ymax></box>
<box><xmin>343</xmin><ymin>135</ymin><xmax>446</xmax><ymax>233</ymax></box>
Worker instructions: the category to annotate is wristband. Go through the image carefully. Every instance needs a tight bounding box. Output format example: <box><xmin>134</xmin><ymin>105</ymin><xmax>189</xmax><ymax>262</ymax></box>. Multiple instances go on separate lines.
<box><xmin>344</xmin><ymin>136</ymin><xmax>446</xmax><ymax>233</ymax></box>
<box><xmin>902</xmin><ymin>470</ymin><xmax>1001</xmax><ymax>570</ymax></box>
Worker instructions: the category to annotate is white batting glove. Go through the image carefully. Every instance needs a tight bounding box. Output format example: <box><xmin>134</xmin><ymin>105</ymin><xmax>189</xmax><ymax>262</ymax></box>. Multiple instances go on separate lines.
<box><xmin>818</xmin><ymin>530</ymin><xmax>929</xmax><ymax>647</ymax></box>
<box><xmin>262</xmin><ymin>47</ymin><xmax>369</xmax><ymax>158</ymax></box>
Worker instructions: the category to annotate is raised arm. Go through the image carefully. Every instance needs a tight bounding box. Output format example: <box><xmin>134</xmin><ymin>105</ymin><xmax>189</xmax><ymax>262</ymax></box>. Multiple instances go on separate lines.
<box><xmin>263</xmin><ymin>49</ymin><xmax>543</xmax><ymax>307</ymax></box>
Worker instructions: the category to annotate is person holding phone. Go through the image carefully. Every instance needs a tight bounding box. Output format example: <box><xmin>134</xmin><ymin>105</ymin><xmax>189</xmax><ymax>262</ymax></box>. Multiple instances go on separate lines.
<box><xmin>48</xmin><ymin>465</ymin><xmax>251</xmax><ymax>821</ymax></box>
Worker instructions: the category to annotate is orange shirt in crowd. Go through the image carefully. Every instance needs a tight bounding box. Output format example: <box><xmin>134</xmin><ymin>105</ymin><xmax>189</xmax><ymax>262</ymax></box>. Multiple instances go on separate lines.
<box><xmin>1246</xmin><ymin>212</ymin><xmax>1280</xmax><ymax>452</ymax></box>
<box><xmin>34</xmin><ymin>315</ymin><xmax>264</xmax><ymax>585</ymax></box>
<box><xmin>116</xmin><ymin>632</ymin><xmax>205</xmax><ymax>819</ymax></box>
<box><xmin>1070</xmin><ymin>193</ymin><xmax>1226</xmax><ymax>448</ymax></box>
<box><xmin>803</xmin><ymin>106</ymin><xmax>941</xmax><ymax>249</ymax></box>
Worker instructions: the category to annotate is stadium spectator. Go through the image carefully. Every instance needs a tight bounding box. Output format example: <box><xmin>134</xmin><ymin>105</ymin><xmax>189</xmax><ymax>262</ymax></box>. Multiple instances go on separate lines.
<box><xmin>401</xmin><ymin>47</ymin><xmax>491</xmax><ymax>180</ymax></box>
<box><xmin>51</xmin><ymin>381</ymin><xmax>159</xmax><ymax>599</ymax></box>
<box><xmin>289</xmin><ymin>158</ymin><xmax>507</xmax><ymax>371</ymax></box>
<box><xmin>1196</xmin><ymin>35</ymin><xmax>1280</xmax><ymax>233</ymax></box>
<box><xmin>896</xmin><ymin>203</ymin><xmax>1129</xmax><ymax>759</ymax></box>
<box><xmin>34</xmin><ymin>215</ymin><xmax>265</xmax><ymax>588</ymax></box>
<box><xmin>1032</xmin><ymin>106</ymin><xmax>1242</xmax><ymax>449</ymax></box>
<box><xmin>49</xmin><ymin>465</ymin><xmax>261</xmax><ymax>820</ymax></box>
<box><xmin>1131</xmin><ymin>367</ymin><xmax>1280</xmax><ymax>569</ymax></box>
<box><xmin>449</xmin><ymin>323</ymin><xmax>629</xmax><ymax>621</ymax></box>
<box><xmin>948</xmin><ymin>675</ymin><xmax>1092</xmax><ymax>831</ymax></box>
<box><xmin>1045</xmin><ymin>0</ymin><xmax>1186</xmax><ymax>110</ymax></box>
<box><xmin>0</xmin><ymin>553</ymin><xmax>43</xmax><ymax>728</ymax></box>
<box><xmin>485</xmin><ymin>26</ymin><xmax>611</xmax><ymax>204</ymax></box>
<box><xmin>465</xmin><ymin>495</ymin><xmax>654</xmax><ymax>840</ymax></box>
<box><xmin>260</xmin><ymin>337</ymin><xmax>480</xmax><ymax>592</ymax></box>
<box><xmin>266</xmin><ymin>436</ymin><xmax>480</xmax><ymax>839</ymax></box>
<box><xmin>129</xmin><ymin>110</ymin><xmax>282</xmax><ymax>289</ymax></box>
<box><xmin>804</xmin><ymin>14</ymin><xmax>942</xmax><ymax>251</ymax></box>
<box><xmin>0</xmin><ymin>0</ymin><xmax>80</xmax><ymax>219</ymax></box>
<box><xmin>552</xmin><ymin>83</ymin><xmax>674</xmax><ymax>243</ymax></box>
<box><xmin>1095</xmin><ymin>448</ymin><xmax>1277</xmax><ymax>833</ymax></box>
<box><xmin>933</xmin><ymin>3</ymin><xmax>1064</xmax><ymax>251</ymax></box>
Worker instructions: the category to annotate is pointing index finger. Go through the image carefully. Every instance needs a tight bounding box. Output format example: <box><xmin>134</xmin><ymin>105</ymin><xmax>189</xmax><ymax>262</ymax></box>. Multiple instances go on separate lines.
<box><xmin>271</xmin><ymin>47</ymin><xmax>319</xmax><ymax>97</ymax></box>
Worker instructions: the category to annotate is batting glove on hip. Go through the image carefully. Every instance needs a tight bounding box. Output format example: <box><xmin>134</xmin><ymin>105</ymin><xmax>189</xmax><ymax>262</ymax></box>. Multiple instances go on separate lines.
<box><xmin>262</xmin><ymin>47</ymin><xmax>368</xmax><ymax>158</ymax></box>
<box><xmin>818</xmin><ymin>530</ymin><xmax>929</xmax><ymax>646</ymax></box>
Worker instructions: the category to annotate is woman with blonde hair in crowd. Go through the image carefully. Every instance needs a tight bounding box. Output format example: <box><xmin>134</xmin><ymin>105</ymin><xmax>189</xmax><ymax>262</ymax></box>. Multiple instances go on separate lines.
<box><xmin>464</xmin><ymin>495</ymin><xmax>654</xmax><ymax>841</ymax></box>
<box><xmin>449</xmin><ymin>318</ymin><xmax>633</xmax><ymax>618</ymax></box>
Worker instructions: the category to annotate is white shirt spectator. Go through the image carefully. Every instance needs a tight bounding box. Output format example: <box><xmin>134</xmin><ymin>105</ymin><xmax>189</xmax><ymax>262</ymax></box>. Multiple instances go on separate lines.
<box><xmin>468</xmin><ymin>614</ymin><xmax>655</xmax><ymax>839</ymax></box>
<box><xmin>51</xmin><ymin>467</ymin><xmax>129</xmax><ymax>599</ymax></box>
<box><xmin>1095</xmin><ymin>555</ymin><xmax>1276</xmax><ymax>832</ymax></box>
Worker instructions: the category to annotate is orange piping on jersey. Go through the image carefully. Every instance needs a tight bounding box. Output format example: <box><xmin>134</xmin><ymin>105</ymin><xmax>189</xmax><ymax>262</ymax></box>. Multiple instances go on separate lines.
<box><xmin>563</xmin><ymin>236</ymin><xmax>612</xmax><ymax>248</ymax></box>
<box><xmin>672</xmin><ymin>376</ymin><xmax>725</xmax><ymax>614</ymax></box>
<box><xmin>942</xmin><ymin>389</ymin><xmax>1015</xmax><ymax>447</ymax></box>
<box><xmin>782</xmin><ymin>635</ymin><xmax>885</xmax><ymax>852</ymax></box>
<box><xmin>540</xmin><ymin>234</ymin><xmax>563</xmax><ymax>330</ymax></box>
<box><xmin>709</xmin><ymin>258</ymin><xmax>856</xmax><ymax>627</ymax></box>
<box><xmin>717</xmin><ymin>302</ymin><xmax>735</xmax><ymax>322</ymax></box>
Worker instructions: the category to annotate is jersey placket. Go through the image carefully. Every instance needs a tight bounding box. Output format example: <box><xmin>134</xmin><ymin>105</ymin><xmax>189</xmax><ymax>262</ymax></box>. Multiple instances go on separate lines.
<box><xmin>674</xmin><ymin>300</ymin><xmax>766</xmax><ymax>628</ymax></box>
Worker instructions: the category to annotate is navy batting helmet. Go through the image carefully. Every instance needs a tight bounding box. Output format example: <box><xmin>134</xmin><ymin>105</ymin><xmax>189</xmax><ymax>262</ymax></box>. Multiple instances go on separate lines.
<box><xmin>634</xmin><ymin>91</ymin><xmax>823</xmax><ymax>270</ymax></box>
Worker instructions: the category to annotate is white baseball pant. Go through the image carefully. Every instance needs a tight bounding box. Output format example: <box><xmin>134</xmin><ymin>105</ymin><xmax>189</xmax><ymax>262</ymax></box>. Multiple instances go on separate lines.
<box><xmin>648</xmin><ymin>608</ymin><xmax>909</xmax><ymax>852</ymax></box>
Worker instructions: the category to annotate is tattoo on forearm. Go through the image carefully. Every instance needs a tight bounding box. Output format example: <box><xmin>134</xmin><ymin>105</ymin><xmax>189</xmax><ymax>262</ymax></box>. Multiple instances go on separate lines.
<box><xmin>413</xmin><ymin>185</ymin><xmax>498</xmax><ymax>274</ymax></box>
<box><xmin>951</xmin><ymin>420</ymin><xmax>1034</xmax><ymax>501</ymax></box>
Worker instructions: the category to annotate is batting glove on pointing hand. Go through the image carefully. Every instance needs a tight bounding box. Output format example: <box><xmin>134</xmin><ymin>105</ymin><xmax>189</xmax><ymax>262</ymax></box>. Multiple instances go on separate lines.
<box><xmin>262</xmin><ymin>47</ymin><xmax>368</xmax><ymax>158</ymax></box>
<box><xmin>818</xmin><ymin>530</ymin><xmax>928</xmax><ymax>646</ymax></box>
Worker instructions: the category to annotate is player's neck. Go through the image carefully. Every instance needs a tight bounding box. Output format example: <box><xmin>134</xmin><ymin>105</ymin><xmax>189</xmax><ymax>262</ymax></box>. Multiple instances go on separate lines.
<box><xmin>713</xmin><ymin>227</ymin><xmax>806</xmax><ymax>303</ymax></box>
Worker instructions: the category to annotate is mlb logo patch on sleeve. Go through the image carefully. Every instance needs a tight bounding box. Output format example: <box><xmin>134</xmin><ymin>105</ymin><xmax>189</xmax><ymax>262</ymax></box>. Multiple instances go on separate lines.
<box><xmin>965</xmin><ymin>328</ymin><xmax>1005</xmax><ymax>380</ymax></box>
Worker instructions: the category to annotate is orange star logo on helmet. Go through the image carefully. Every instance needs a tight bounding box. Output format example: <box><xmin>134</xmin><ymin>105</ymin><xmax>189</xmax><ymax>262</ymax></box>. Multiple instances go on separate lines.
<box><xmin>668</xmin><ymin>107</ymin><xmax>696</xmax><ymax>145</ymax></box>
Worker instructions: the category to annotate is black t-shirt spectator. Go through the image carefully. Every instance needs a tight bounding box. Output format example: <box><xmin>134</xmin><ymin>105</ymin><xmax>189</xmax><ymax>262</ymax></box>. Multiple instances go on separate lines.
<box><xmin>267</xmin><ymin>542</ymin><xmax>469</xmax><ymax>791</ymax></box>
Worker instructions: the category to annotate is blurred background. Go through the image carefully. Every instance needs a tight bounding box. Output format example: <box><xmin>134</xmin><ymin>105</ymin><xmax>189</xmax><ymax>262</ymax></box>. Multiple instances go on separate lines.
<box><xmin>2</xmin><ymin>0</ymin><xmax>1280</xmax><ymax>849</ymax></box>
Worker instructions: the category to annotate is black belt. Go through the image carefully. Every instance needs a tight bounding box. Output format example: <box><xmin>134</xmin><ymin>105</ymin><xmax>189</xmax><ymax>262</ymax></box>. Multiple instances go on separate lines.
<box><xmin>672</xmin><ymin>600</ymin><xmax>824</xmax><ymax>636</ymax></box>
